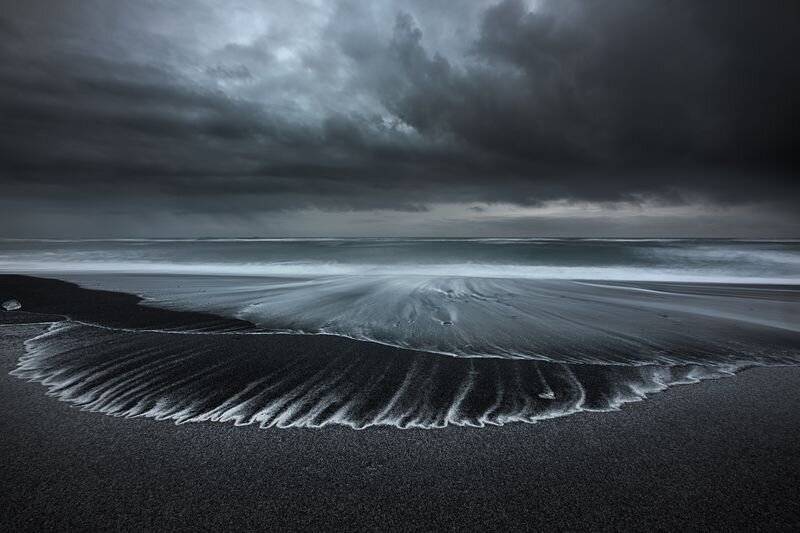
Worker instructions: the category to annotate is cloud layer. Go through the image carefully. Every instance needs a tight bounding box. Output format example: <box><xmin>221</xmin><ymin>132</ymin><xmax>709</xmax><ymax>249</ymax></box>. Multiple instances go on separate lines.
<box><xmin>1</xmin><ymin>0</ymin><xmax>798</xmax><ymax>236</ymax></box>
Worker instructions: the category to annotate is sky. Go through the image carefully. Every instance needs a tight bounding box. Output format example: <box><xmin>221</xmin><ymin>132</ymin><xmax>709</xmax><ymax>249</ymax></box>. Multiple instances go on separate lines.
<box><xmin>1</xmin><ymin>0</ymin><xmax>798</xmax><ymax>238</ymax></box>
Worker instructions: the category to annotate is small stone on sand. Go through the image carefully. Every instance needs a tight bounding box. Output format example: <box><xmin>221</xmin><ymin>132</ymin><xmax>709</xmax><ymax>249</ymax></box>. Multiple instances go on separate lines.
<box><xmin>2</xmin><ymin>299</ymin><xmax>21</xmax><ymax>311</ymax></box>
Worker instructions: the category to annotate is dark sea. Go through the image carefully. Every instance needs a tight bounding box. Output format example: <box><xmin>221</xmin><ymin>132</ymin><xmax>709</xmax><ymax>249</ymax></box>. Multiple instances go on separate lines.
<box><xmin>2</xmin><ymin>238</ymin><xmax>799</xmax><ymax>428</ymax></box>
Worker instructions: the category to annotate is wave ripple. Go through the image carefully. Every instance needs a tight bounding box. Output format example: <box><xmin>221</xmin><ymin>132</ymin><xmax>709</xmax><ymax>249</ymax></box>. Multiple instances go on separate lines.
<box><xmin>14</xmin><ymin>321</ymin><xmax>740</xmax><ymax>429</ymax></box>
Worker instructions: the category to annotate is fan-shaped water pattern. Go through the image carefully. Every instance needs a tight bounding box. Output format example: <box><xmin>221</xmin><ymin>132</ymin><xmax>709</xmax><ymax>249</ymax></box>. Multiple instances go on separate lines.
<box><xmin>14</xmin><ymin>321</ymin><xmax>740</xmax><ymax>429</ymax></box>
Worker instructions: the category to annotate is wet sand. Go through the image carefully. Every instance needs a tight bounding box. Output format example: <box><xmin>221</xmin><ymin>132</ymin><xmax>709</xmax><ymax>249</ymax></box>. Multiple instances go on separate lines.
<box><xmin>1</xmin><ymin>276</ymin><xmax>800</xmax><ymax>530</ymax></box>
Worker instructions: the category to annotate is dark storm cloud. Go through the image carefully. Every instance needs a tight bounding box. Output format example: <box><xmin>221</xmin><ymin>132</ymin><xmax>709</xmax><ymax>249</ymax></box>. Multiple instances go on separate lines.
<box><xmin>380</xmin><ymin>0</ymin><xmax>800</xmax><ymax>203</ymax></box>
<box><xmin>0</xmin><ymin>0</ymin><xmax>798</xmax><ymax>235</ymax></box>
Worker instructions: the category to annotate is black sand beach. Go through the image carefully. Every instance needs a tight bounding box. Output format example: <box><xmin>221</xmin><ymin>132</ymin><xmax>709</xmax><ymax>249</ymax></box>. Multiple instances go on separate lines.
<box><xmin>2</xmin><ymin>275</ymin><xmax>800</xmax><ymax>531</ymax></box>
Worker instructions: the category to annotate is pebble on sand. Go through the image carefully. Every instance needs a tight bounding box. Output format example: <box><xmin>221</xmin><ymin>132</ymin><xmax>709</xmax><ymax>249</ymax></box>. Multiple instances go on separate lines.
<box><xmin>2</xmin><ymin>299</ymin><xmax>21</xmax><ymax>311</ymax></box>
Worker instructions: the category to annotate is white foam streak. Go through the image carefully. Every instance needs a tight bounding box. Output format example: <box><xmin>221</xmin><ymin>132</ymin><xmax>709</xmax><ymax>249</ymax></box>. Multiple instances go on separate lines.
<box><xmin>1</xmin><ymin>259</ymin><xmax>798</xmax><ymax>284</ymax></box>
<box><xmin>12</xmin><ymin>321</ymin><xmax>747</xmax><ymax>430</ymax></box>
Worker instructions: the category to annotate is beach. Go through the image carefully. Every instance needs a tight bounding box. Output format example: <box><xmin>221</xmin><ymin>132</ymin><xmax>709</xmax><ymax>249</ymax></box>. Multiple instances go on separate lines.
<box><xmin>1</xmin><ymin>275</ymin><xmax>799</xmax><ymax>531</ymax></box>
<box><xmin>4</xmin><ymin>0</ymin><xmax>799</xmax><ymax>528</ymax></box>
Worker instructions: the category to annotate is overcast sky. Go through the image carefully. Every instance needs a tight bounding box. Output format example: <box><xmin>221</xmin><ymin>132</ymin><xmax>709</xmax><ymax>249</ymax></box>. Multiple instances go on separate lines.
<box><xmin>1</xmin><ymin>0</ymin><xmax>798</xmax><ymax>237</ymax></box>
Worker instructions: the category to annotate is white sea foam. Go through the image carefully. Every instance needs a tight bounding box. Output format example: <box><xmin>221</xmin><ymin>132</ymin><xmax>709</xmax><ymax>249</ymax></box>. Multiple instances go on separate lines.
<box><xmin>12</xmin><ymin>321</ymin><xmax>744</xmax><ymax>429</ymax></box>
<box><xmin>1</xmin><ymin>259</ymin><xmax>799</xmax><ymax>285</ymax></box>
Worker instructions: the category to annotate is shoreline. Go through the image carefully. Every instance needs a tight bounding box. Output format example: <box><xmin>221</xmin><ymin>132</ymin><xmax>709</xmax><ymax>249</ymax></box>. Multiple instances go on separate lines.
<box><xmin>0</xmin><ymin>275</ymin><xmax>753</xmax><ymax>430</ymax></box>
<box><xmin>1</xmin><ymin>275</ymin><xmax>800</xmax><ymax>530</ymax></box>
<box><xmin>2</xmin><ymin>323</ymin><xmax>800</xmax><ymax>530</ymax></box>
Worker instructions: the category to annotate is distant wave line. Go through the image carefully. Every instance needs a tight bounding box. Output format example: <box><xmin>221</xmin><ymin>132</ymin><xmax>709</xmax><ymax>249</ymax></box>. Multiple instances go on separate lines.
<box><xmin>1</xmin><ymin>260</ymin><xmax>798</xmax><ymax>284</ymax></box>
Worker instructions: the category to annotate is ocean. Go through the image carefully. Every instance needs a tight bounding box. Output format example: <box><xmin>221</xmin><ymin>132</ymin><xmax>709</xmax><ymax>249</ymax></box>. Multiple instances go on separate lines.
<box><xmin>2</xmin><ymin>238</ymin><xmax>799</xmax><ymax>428</ymax></box>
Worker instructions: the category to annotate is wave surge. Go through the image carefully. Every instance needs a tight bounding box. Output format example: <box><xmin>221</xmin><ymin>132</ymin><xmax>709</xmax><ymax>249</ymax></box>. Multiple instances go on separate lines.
<box><xmin>14</xmin><ymin>321</ymin><xmax>740</xmax><ymax>429</ymax></box>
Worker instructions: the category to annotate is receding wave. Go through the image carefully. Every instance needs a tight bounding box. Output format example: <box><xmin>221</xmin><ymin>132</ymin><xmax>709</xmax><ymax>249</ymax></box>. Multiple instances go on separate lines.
<box><xmin>104</xmin><ymin>277</ymin><xmax>800</xmax><ymax>364</ymax></box>
<box><xmin>14</xmin><ymin>321</ymin><xmax>742</xmax><ymax>429</ymax></box>
<box><xmin>2</xmin><ymin>238</ymin><xmax>799</xmax><ymax>430</ymax></box>
<box><xmin>4</xmin><ymin>273</ymin><xmax>800</xmax><ymax>364</ymax></box>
